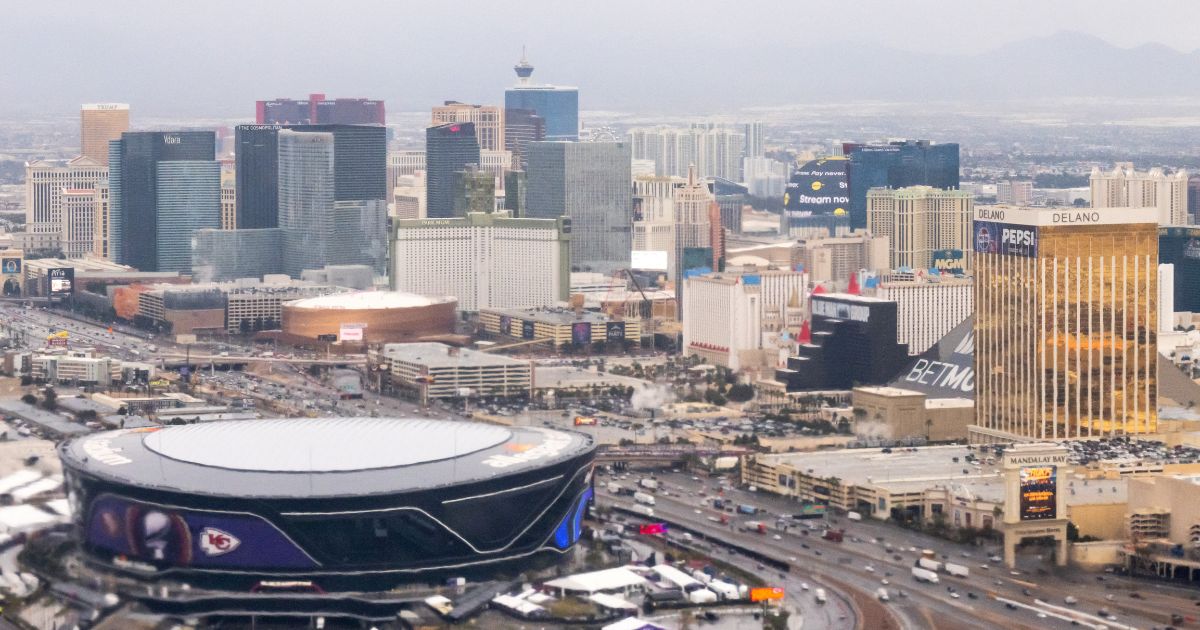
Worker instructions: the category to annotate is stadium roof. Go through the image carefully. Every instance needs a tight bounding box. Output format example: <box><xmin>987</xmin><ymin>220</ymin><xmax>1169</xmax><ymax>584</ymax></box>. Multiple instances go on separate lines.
<box><xmin>143</xmin><ymin>418</ymin><xmax>510</xmax><ymax>473</ymax></box>
<box><xmin>286</xmin><ymin>291</ymin><xmax>455</xmax><ymax>310</ymax></box>
<box><xmin>61</xmin><ymin>417</ymin><xmax>593</xmax><ymax>499</ymax></box>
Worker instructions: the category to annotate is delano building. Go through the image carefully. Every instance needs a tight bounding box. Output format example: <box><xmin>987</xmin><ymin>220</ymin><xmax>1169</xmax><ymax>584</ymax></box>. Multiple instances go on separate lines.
<box><xmin>972</xmin><ymin>205</ymin><xmax>1159</xmax><ymax>443</ymax></box>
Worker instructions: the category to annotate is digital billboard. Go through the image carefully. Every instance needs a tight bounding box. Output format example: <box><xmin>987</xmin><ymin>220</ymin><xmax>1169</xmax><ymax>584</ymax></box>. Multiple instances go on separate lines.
<box><xmin>0</xmin><ymin>258</ymin><xmax>20</xmax><ymax>275</ymax></box>
<box><xmin>605</xmin><ymin>321</ymin><xmax>625</xmax><ymax>342</ymax></box>
<box><xmin>521</xmin><ymin>320</ymin><xmax>535</xmax><ymax>339</ymax></box>
<box><xmin>784</xmin><ymin>157</ymin><xmax>849</xmax><ymax>217</ymax></box>
<box><xmin>1018</xmin><ymin>466</ymin><xmax>1057</xmax><ymax>521</ymax></box>
<box><xmin>338</xmin><ymin>323</ymin><xmax>365</xmax><ymax>342</ymax></box>
<box><xmin>682</xmin><ymin>247</ymin><xmax>713</xmax><ymax>279</ymax></box>
<box><xmin>974</xmin><ymin>221</ymin><xmax>1037</xmax><ymax>258</ymax></box>
<box><xmin>571</xmin><ymin>322</ymin><xmax>592</xmax><ymax>346</ymax></box>
<box><xmin>631</xmin><ymin>250</ymin><xmax>669</xmax><ymax>272</ymax></box>
<box><xmin>499</xmin><ymin>315</ymin><xmax>513</xmax><ymax>336</ymax></box>
<box><xmin>793</xmin><ymin>502</ymin><xmax>827</xmax><ymax>519</ymax></box>
<box><xmin>85</xmin><ymin>494</ymin><xmax>317</xmax><ymax>569</ymax></box>
<box><xmin>750</xmin><ymin>587</ymin><xmax>785</xmax><ymax>602</ymax></box>
<box><xmin>638</xmin><ymin>523</ymin><xmax>668</xmax><ymax>535</ymax></box>
<box><xmin>48</xmin><ymin>267</ymin><xmax>74</xmax><ymax>295</ymax></box>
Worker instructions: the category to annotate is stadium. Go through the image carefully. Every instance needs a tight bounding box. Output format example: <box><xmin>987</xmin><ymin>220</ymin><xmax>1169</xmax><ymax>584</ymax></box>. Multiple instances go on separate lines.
<box><xmin>59</xmin><ymin>417</ymin><xmax>595</xmax><ymax>591</ymax></box>
<box><xmin>279</xmin><ymin>291</ymin><xmax>458</xmax><ymax>345</ymax></box>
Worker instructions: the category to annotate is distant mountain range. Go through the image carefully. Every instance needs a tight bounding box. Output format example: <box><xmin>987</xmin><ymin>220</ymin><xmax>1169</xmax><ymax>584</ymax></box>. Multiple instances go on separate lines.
<box><xmin>4</xmin><ymin>31</ymin><xmax>1199</xmax><ymax>119</ymax></box>
<box><xmin>580</xmin><ymin>31</ymin><xmax>1200</xmax><ymax>112</ymax></box>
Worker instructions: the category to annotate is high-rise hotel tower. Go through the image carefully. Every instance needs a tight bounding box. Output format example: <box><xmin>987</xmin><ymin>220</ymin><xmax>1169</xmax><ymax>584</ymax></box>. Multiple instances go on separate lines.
<box><xmin>972</xmin><ymin>205</ymin><xmax>1158</xmax><ymax>443</ymax></box>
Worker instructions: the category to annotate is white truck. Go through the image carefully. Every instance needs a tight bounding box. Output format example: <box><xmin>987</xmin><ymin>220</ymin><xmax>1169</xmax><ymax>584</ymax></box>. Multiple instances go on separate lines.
<box><xmin>708</xmin><ymin>580</ymin><xmax>739</xmax><ymax>600</ymax></box>
<box><xmin>944</xmin><ymin>562</ymin><xmax>970</xmax><ymax>578</ymax></box>
<box><xmin>631</xmin><ymin>504</ymin><xmax>654</xmax><ymax>517</ymax></box>
<box><xmin>640</xmin><ymin>478</ymin><xmax>659</xmax><ymax>491</ymax></box>
<box><xmin>917</xmin><ymin>557</ymin><xmax>943</xmax><ymax>572</ymax></box>
<box><xmin>876</xmin><ymin>587</ymin><xmax>890</xmax><ymax>602</ymax></box>
<box><xmin>847</xmin><ymin>511</ymin><xmax>863</xmax><ymax>521</ymax></box>
<box><xmin>634</xmin><ymin>492</ymin><xmax>656</xmax><ymax>506</ymax></box>
<box><xmin>911</xmin><ymin>567</ymin><xmax>940</xmax><ymax>584</ymax></box>
<box><xmin>814</xmin><ymin>588</ymin><xmax>827</xmax><ymax>604</ymax></box>
<box><xmin>606</xmin><ymin>482</ymin><xmax>622</xmax><ymax>494</ymax></box>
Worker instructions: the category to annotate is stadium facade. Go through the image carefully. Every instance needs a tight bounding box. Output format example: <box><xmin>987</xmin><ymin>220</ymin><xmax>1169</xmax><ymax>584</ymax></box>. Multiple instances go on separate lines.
<box><xmin>60</xmin><ymin>418</ymin><xmax>595</xmax><ymax>590</ymax></box>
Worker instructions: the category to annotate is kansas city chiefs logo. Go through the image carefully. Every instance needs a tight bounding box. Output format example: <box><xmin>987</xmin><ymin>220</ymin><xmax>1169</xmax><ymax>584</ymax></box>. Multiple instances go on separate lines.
<box><xmin>199</xmin><ymin>527</ymin><xmax>241</xmax><ymax>556</ymax></box>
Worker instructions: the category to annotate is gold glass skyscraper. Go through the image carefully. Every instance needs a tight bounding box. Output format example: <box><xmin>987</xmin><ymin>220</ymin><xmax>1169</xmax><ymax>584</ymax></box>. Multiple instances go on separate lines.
<box><xmin>81</xmin><ymin>103</ymin><xmax>130</xmax><ymax>165</ymax></box>
<box><xmin>973</xmin><ymin>206</ymin><xmax>1158</xmax><ymax>443</ymax></box>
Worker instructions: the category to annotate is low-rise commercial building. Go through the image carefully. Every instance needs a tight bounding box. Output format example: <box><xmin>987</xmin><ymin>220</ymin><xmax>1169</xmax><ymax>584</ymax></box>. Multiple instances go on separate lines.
<box><xmin>135</xmin><ymin>276</ymin><xmax>346</xmax><ymax>335</ymax></box>
<box><xmin>479</xmin><ymin>307</ymin><xmax>642</xmax><ymax>349</ymax></box>
<box><xmin>31</xmin><ymin>350</ymin><xmax>121</xmax><ymax>386</ymax></box>
<box><xmin>851</xmin><ymin>386</ymin><xmax>973</xmax><ymax>442</ymax></box>
<box><xmin>375</xmin><ymin>342</ymin><xmax>532</xmax><ymax>400</ymax></box>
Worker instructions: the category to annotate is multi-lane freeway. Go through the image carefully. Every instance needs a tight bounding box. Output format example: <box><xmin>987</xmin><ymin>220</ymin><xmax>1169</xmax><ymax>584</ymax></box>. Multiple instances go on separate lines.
<box><xmin>599</xmin><ymin>470</ymin><xmax>1200</xmax><ymax>630</ymax></box>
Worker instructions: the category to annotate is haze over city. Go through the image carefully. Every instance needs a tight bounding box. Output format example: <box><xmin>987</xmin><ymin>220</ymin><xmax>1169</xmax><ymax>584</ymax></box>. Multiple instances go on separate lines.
<box><xmin>3</xmin><ymin>2</ymin><xmax>1200</xmax><ymax>629</ymax></box>
<box><xmin>6</xmin><ymin>0</ymin><xmax>1200</xmax><ymax>116</ymax></box>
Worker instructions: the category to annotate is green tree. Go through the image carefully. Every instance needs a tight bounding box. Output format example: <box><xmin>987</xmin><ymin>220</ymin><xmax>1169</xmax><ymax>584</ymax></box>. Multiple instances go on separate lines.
<box><xmin>20</xmin><ymin>394</ymin><xmax>36</xmax><ymax>406</ymax></box>
<box><xmin>41</xmin><ymin>388</ymin><xmax>58</xmax><ymax>411</ymax></box>
<box><xmin>727</xmin><ymin>383</ymin><xmax>754</xmax><ymax>402</ymax></box>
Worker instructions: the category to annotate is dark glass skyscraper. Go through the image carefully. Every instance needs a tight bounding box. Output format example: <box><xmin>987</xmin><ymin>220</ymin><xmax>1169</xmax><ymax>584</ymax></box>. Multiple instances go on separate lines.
<box><xmin>235</xmin><ymin>124</ymin><xmax>385</xmax><ymax>227</ymax></box>
<box><xmin>235</xmin><ymin>125</ymin><xmax>280</xmax><ymax>229</ymax></box>
<box><xmin>291</xmin><ymin>124</ymin><xmax>387</xmax><ymax>202</ymax></box>
<box><xmin>256</xmin><ymin>94</ymin><xmax>385</xmax><ymax>125</ymax></box>
<box><xmin>503</xmin><ymin>108</ymin><xmax>546</xmax><ymax>170</ymax></box>
<box><xmin>843</xmin><ymin>140</ymin><xmax>960</xmax><ymax>229</ymax></box>
<box><xmin>426</xmin><ymin>123</ymin><xmax>481</xmax><ymax>219</ymax></box>
<box><xmin>1160</xmin><ymin>226</ymin><xmax>1200</xmax><ymax>313</ymax></box>
<box><xmin>277</xmin><ymin>129</ymin><xmax>387</xmax><ymax>277</ymax></box>
<box><xmin>109</xmin><ymin>131</ymin><xmax>217</xmax><ymax>271</ymax></box>
<box><xmin>526</xmin><ymin>141</ymin><xmax>631</xmax><ymax>273</ymax></box>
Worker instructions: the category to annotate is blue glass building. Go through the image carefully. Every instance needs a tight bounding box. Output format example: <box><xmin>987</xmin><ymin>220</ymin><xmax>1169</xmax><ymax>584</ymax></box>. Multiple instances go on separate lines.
<box><xmin>504</xmin><ymin>52</ymin><xmax>578</xmax><ymax>141</ymax></box>
<box><xmin>844</xmin><ymin>140</ymin><xmax>959</xmax><ymax>230</ymax></box>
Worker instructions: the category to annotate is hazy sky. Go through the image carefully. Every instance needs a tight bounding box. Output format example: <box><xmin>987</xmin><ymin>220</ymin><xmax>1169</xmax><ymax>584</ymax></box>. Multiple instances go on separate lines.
<box><xmin>4</xmin><ymin>0</ymin><xmax>1200</xmax><ymax>118</ymax></box>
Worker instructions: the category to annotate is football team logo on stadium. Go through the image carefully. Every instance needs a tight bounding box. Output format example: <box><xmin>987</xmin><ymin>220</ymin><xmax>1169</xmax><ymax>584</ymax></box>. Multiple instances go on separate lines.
<box><xmin>199</xmin><ymin>527</ymin><xmax>240</xmax><ymax>556</ymax></box>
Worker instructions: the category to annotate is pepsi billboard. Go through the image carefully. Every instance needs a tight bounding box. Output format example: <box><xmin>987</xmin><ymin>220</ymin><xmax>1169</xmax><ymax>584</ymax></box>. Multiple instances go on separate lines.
<box><xmin>974</xmin><ymin>220</ymin><xmax>1037</xmax><ymax>258</ymax></box>
<box><xmin>784</xmin><ymin>157</ymin><xmax>849</xmax><ymax>217</ymax></box>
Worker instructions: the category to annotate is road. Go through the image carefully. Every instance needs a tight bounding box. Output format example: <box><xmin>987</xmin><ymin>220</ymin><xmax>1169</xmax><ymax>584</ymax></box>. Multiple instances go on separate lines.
<box><xmin>600</xmin><ymin>470</ymin><xmax>1199</xmax><ymax>630</ymax></box>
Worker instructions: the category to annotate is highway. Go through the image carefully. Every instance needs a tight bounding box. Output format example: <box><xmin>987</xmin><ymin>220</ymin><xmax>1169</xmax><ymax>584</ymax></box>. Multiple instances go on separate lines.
<box><xmin>599</xmin><ymin>470</ymin><xmax>1200</xmax><ymax>630</ymax></box>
